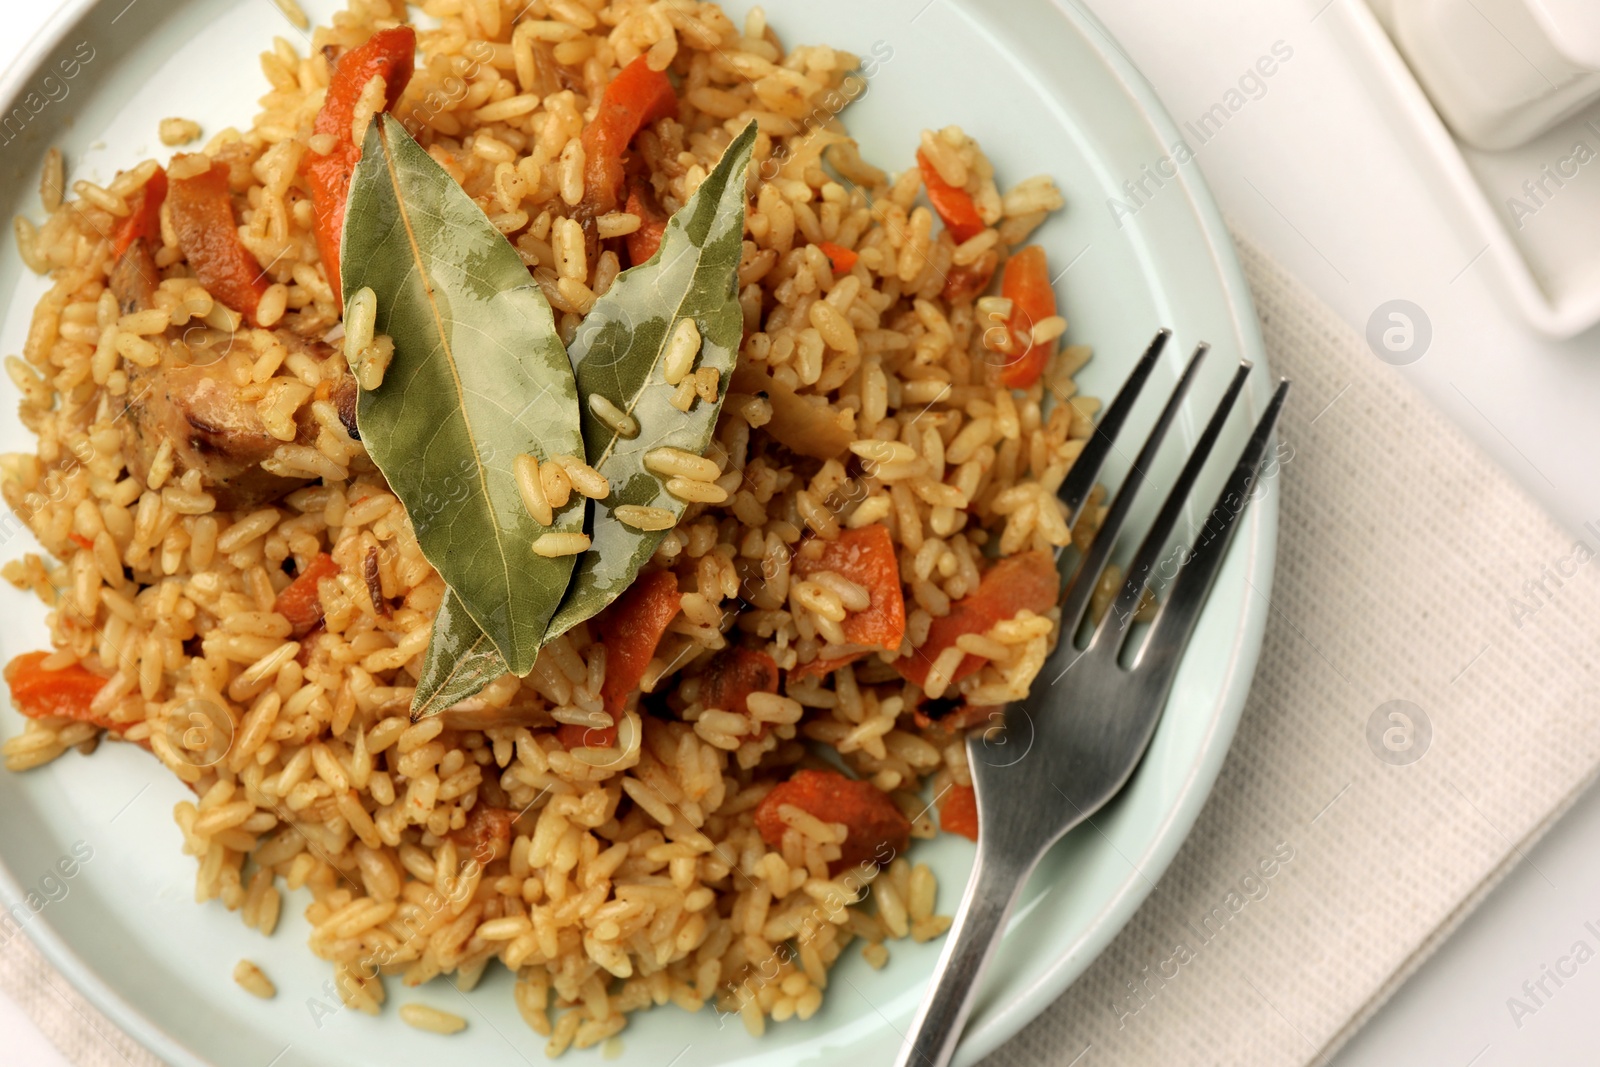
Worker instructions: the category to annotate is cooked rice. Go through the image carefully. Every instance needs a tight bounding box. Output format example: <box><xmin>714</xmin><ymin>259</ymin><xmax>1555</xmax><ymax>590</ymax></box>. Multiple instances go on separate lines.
<box><xmin>514</xmin><ymin>453</ymin><xmax>554</xmax><ymax>526</ymax></box>
<box><xmin>233</xmin><ymin>959</ymin><xmax>277</xmax><ymax>999</ymax></box>
<box><xmin>159</xmin><ymin>117</ymin><xmax>204</xmax><ymax>147</ymax></box>
<box><xmin>531</xmin><ymin>531</ymin><xmax>591</xmax><ymax>557</ymax></box>
<box><xmin>399</xmin><ymin>1002</ymin><xmax>467</xmax><ymax>1034</ymax></box>
<box><xmin>662</xmin><ymin>317</ymin><xmax>701</xmax><ymax>386</ymax></box>
<box><xmin>0</xmin><ymin>0</ymin><xmax>1102</xmax><ymax>1049</ymax></box>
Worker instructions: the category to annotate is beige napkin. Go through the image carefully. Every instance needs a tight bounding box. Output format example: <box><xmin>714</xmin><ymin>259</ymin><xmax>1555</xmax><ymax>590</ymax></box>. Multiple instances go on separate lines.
<box><xmin>982</xmin><ymin>234</ymin><xmax>1600</xmax><ymax>1065</ymax></box>
<box><xmin>7</xmin><ymin>235</ymin><xmax>1600</xmax><ymax>1067</ymax></box>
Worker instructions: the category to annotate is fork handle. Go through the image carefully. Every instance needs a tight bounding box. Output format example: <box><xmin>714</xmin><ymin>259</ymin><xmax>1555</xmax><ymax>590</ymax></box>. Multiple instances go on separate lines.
<box><xmin>892</xmin><ymin>844</ymin><xmax>1037</xmax><ymax>1067</ymax></box>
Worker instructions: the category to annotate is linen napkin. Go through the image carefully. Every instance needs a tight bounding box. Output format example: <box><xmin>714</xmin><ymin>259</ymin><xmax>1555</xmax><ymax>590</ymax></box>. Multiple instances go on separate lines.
<box><xmin>7</xmin><ymin>234</ymin><xmax>1600</xmax><ymax>1067</ymax></box>
<box><xmin>981</xmin><ymin>234</ymin><xmax>1600</xmax><ymax>1065</ymax></box>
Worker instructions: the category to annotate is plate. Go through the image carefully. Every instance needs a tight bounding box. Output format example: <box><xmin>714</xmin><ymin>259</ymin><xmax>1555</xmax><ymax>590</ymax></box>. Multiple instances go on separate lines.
<box><xmin>0</xmin><ymin>1</ymin><xmax>1277</xmax><ymax>1063</ymax></box>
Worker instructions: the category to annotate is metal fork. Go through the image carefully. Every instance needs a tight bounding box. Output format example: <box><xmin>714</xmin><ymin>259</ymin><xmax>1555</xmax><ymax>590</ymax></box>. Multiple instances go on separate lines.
<box><xmin>894</xmin><ymin>330</ymin><xmax>1291</xmax><ymax>1067</ymax></box>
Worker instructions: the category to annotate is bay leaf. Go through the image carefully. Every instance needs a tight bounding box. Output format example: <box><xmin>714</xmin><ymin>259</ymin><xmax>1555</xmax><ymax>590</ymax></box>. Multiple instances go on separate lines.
<box><xmin>410</xmin><ymin>587</ymin><xmax>509</xmax><ymax>720</ymax></box>
<box><xmin>343</xmin><ymin>113</ymin><xmax>586</xmax><ymax>682</ymax></box>
<box><xmin>545</xmin><ymin>121</ymin><xmax>757</xmax><ymax>638</ymax></box>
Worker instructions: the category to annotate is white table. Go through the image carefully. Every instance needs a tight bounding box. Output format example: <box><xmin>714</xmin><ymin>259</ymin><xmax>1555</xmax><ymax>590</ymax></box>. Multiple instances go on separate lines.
<box><xmin>3</xmin><ymin>1</ymin><xmax>1598</xmax><ymax>1064</ymax></box>
<box><xmin>1086</xmin><ymin>3</ymin><xmax>1600</xmax><ymax>1064</ymax></box>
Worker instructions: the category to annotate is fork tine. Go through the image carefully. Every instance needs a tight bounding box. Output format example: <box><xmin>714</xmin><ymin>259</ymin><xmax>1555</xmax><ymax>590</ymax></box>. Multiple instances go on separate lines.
<box><xmin>1087</xmin><ymin>360</ymin><xmax>1253</xmax><ymax>654</ymax></box>
<box><xmin>1059</xmin><ymin>341</ymin><xmax>1208</xmax><ymax>637</ymax></box>
<box><xmin>1135</xmin><ymin>378</ymin><xmax>1290</xmax><ymax>670</ymax></box>
<box><xmin>1055</xmin><ymin>329</ymin><xmax>1170</xmax><ymax>527</ymax></box>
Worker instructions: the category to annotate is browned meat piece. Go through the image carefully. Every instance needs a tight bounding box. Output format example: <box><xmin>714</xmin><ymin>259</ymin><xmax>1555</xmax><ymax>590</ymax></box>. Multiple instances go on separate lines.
<box><xmin>450</xmin><ymin>805</ymin><xmax>517</xmax><ymax>866</ymax></box>
<box><xmin>729</xmin><ymin>360</ymin><xmax>856</xmax><ymax>461</ymax></box>
<box><xmin>124</xmin><ymin>359</ymin><xmax>312</xmax><ymax>510</ymax></box>
<box><xmin>109</xmin><ymin>240</ymin><xmax>160</xmax><ymax>315</ymax></box>
<box><xmin>332</xmin><ymin>374</ymin><xmax>359</xmax><ymax>440</ymax></box>
<box><xmin>109</xmin><ymin>240</ymin><xmax>362</xmax><ymax>510</ymax></box>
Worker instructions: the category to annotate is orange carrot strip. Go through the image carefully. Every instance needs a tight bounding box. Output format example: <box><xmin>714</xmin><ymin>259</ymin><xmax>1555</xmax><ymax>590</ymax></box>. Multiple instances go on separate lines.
<box><xmin>786</xmin><ymin>651</ymin><xmax>867</xmax><ymax>682</ymax></box>
<box><xmin>302</xmin><ymin>26</ymin><xmax>417</xmax><ymax>308</ymax></box>
<box><xmin>755</xmin><ymin>768</ymin><xmax>911</xmax><ymax>873</ymax></box>
<box><xmin>595</xmin><ymin>570</ymin><xmax>683</xmax><ymax>718</ymax></box>
<box><xmin>817</xmin><ymin>240</ymin><xmax>858</xmax><ymax>273</ymax></box>
<box><xmin>942</xmin><ymin>249</ymin><xmax>997</xmax><ymax>304</ymax></box>
<box><xmin>273</xmin><ymin>552</ymin><xmax>341</xmax><ymax>637</ymax></box>
<box><xmin>998</xmin><ymin>245</ymin><xmax>1058</xmax><ymax>388</ymax></box>
<box><xmin>792</xmin><ymin>524</ymin><xmax>906</xmax><ymax>652</ymax></box>
<box><xmin>917</xmin><ymin>149</ymin><xmax>986</xmax><ymax>242</ymax></box>
<box><xmin>897</xmin><ymin>550</ymin><xmax>1058</xmax><ymax>688</ymax></box>
<box><xmin>941</xmin><ymin>783</ymin><xmax>979</xmax><ymax>841</ymax></box>
<box><xmin>582</xmin><ymin>57</ymin><xmax>677</xmax><ymax>217</ymax></box>
<box><xmin>112</xmin><ymin>168</ymin><xmax>166</xmax><ymax>258</ymax></box>
<box><xmin>562</xmin><ymin>571</ymin><xmax>683</xmax><ymax>750</ymax></box>
<box><xmin>624</xmin><ymin>178</ymin><xmax>669</xmax><ymax>266</ymax></box>
<box><xmin>556</xmin><ymin>722</ymin><xmax>618</xmax><ymax>750</ymax></box>
<box><xmin>5</xmin><ymin>652</ymin><xmax>112</xmax><ymax>729</ymax></box>
<box><xmin>168</xmin><ymin>156</ymin><xmax>269</xmax><ymax>325</ymax></box>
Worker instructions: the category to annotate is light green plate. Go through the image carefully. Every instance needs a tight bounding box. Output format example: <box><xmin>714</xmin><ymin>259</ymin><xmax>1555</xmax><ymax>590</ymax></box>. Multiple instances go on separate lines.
<box><xmin>0</xmin><ymin>1</ymin><xmax>1277</xmax><ymax>1063</ymax></box>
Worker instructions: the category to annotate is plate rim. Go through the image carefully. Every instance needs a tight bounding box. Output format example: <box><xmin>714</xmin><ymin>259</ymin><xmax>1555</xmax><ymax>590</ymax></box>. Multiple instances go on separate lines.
<box><xmin>0</xmin><ymin>1</ymin><xmax>1280</xmax><ymax>1064</ymax></box>
<box><xmin>953</xmin><ymin>1</ymin><xmax>1277</xmax><ymax>1059</ymax></box>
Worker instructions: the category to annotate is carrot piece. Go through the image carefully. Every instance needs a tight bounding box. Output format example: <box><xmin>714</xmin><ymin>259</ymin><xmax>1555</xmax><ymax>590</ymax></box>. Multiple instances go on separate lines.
<box><xmin>998</xmin><ymin>245</ymin><xmax>1058</xmax><ymax>388</ymax></box>
<box><xmin>913</xmin><ymin>698</ymin><xmax>1001</xmax><ymax>734</ymax></box>
<box><xmin>789</xmin><ymin>526</ymin><xmax>906</xmax><ymax>678</ymax></box>
<box><xmin>112</xmin><ymin>168</ymin><xmax>166</xmax><ymax>258</ymax></box>
<box><xmin>273</xmin><ymin>552</ymin><xmax>341</xmax><ymax>637</ymax></box>
<box><xmin>754</xmin><ymin>768</ymin><xmax>911</xmax><ymax>873</ymax></box>
<box><xmin>916</xmin><ymin>149</ymin><xmax>986</xmax><ymax>243</ymax></box>
<box><xmin>941</xmin><ymin>784</ymin><xmax>979</xmax><ymax>841</ymax></box>
<box><xmin>582</xmin><ymin>56</ymin><xmax>678</xmax><ymax>217</ymax></box>
<box><xmin>623</xmin><ymin>178</ymin><xmax>669</xmax><ymax>266</ymax></box>
<box><xmin>942</xmin><ymin>248</ymin><xmax>997</xmax><ymax>304</ymax></box>
<box><xmin>302</xmin><ymin>26</ymin><xmax>417</xmax><ymax>308</ymax></box>
<box><xmin>817</xmin><ymin>240</ymin><xmax>858</xmax><ymax>273</ymax></box>
<box><xmin>698</xmin><ymin>646</ymin><xmax>779</xmax><ymax>736</ymax></box>
<box><xmin>556</xmin><ymin>722</ymin><xmax>619</xmax><ymax>750</ymax></box>
<box><xmin>5</xmin><ymin>652</ymin><xmax>112</xmax><ymax>728</ymax></box>
<box><xmin>787</xmin><ymin>651</ymin><xmax>868</xmax><ymax>682</ymax></box>
<box><xmin>897</xmin><ymin>550</ymin><xmax>1058</xmax><ymax>689</ymax></box>
<box><xmin>168</xmin><ymin>156</ymin><xmax>269</xmax><ymax>325</ymax></box>
<box><xmin>68</xmin><ymin>533</ymin><xmax>94</xmax><ymax>552</ymax></box>
<box><xmin>562</xmin><ymin>571</ymin><xmax>683</xmax><ymax>750</ymax></box>
<box><xmin>595</xmin><ymin>570</ymin><xmax>683</xmax><ymax>719</ymax></box>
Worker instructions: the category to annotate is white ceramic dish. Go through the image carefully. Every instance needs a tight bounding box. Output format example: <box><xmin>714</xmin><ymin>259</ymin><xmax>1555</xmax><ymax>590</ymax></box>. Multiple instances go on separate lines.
<box><xmin>1362</xmin><ymin>0</ymin><xmax>1600</xmax><ymax>338</ymax></box>
<box><xmin>0</xmin><ymin>1</ymin><xmax>1277</xmax><ymax>1064</ymax></box>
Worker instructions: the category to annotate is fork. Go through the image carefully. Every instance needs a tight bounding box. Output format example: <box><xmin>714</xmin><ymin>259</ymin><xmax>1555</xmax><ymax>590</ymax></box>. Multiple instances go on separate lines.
<box><xmin>893</xmin><ymin>330</ymin><xmax>1291</xmax><ymax>1067</ymax></box>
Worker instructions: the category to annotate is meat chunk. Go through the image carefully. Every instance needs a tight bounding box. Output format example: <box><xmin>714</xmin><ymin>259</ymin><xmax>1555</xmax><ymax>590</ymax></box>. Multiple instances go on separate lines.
<box><xmin>754</xmin><ymin>768</ymin><xmax>911</xmax><ymax>874</ymax></box>
<box><xmin>332</xmin><ymin>374</ymin><xmax>360</xmax><ymax>440</ymax></box>
<box><xmin>730</xmin><ymin>360</ymin><xmax>856</xmax><ymax>461</ymax></box>
<box><xmin>451</xmin><ymin>805</ymin><xmax>517</xmax><ymax>866</ymax></box>
<box><xmin>124</xmin><ymin>354</ymin><xmax>316</xmax><ymax>510</ymax></box>
<box><xmin>109</xmin><ymin>240</ymin><xmax>160</xmax><ymax>316</ymax></box>
<box><xmin>110</xmin><ymin>244</ymin><xmax>360</xmax><ymax>509</ymax></box>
